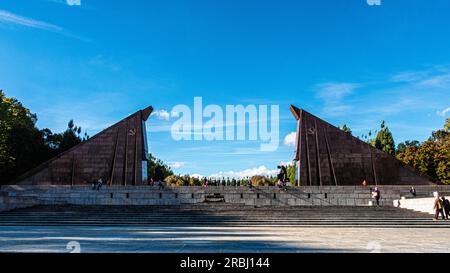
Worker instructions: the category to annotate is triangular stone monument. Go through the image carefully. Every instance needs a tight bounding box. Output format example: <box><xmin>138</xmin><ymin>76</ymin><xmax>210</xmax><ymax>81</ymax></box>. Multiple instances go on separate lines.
<box><xmin>14</xmin><ymin>106</ymin><xmax>153</xmax><ymax>186</ymax></box>
<box><xmin>290</xmin><ymin>105</ymin><xmax>436</xmax><ymax>186</ymax></box>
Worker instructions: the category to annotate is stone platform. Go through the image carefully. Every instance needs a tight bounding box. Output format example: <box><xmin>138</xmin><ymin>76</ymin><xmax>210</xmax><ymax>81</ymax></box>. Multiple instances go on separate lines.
<box><xmin>1</xmin><ymin>185</ymin><xmax>450</xmax><ymax>212</ymax></box>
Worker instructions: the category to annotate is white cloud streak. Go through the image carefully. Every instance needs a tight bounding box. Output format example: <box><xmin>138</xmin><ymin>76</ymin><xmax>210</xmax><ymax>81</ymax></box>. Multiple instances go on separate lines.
<box><xmin>0</xmin><ymin>9</ymin><xmax>88</xmax><ymax>41</ymax></box>
<box><xmin>0</xmin><ymin>10</ymin><xmax>63</xmax><ymax>32</ymax></box>
<box><xmin>437</xmin><ymin>107</ymin><xmax>450</xmax><ymax>117</ymax></box>
<box><xmin>315</xmin><ymin>82</ymin><xmax>360</xmax><ymax>101</ymax></box>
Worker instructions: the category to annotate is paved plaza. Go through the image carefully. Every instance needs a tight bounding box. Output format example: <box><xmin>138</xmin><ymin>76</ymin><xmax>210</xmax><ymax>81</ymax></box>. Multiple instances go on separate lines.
<box><xmin>1</xmin><ymin>225</ymin><xmax>450</xmax><ymax>253</ymax></box>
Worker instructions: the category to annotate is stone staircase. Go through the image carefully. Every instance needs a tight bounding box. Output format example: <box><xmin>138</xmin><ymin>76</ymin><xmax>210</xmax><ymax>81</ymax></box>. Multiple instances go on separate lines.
<box><xmin>0</xmin><ymin>204</ymin><xmax>448</xmax><ymax>228</ymax></box>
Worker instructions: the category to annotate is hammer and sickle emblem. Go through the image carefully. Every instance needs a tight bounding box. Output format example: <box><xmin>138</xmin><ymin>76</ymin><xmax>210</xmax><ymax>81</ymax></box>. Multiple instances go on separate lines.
<box><xmin>307</xmin><ymin>128</ymin><xmax>315</xmax><ymax>135</ymax></box>
<box><xmin>128</xmin><ymin>128</ymin><xmax>136</xmax><ymax>135</ymax></box>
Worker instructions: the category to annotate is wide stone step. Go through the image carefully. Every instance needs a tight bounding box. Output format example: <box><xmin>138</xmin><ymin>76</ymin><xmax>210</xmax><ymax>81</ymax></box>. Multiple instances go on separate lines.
<box><xmin>0</xmin><ymin>205</ymin><xmax>445</xmax><ymax>228</ymax></box>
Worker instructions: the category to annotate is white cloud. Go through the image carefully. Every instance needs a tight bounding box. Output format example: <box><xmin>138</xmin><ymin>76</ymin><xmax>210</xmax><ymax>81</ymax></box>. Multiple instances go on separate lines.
<box><xmin>437</xmin><ymin>107</ymin><xmax>450</xmax><ymax>117</ymax></box>
<box><xmin>150</xmin><ymin>109</ymin><xmax>180</xmax><ymax>121</ymax></box>
<box><xmin>47</xmin><ymin>0</ymin><xmax>81</xmax><ymax>6</ymax></box>
<box><xmin>284</xmin><ymin>132</ymin><xmax>296</xmax><ymax>147</ymax></box>
<box><xmin>66</xmin><ymin>0</ymin><xmax>81</xmax><ymax>6</ymax></box>
<box><xmin>0</xmin><ymin>9</ymin><xmax>62</xmax><ymax>32</ymax></box>
<box><xmin>210</xmin><ymin>165</ymin><xmax>278</xmax><ymax>179</ymax></box>
<box><xmin>391</xmin><ymin>71</ymin><xmax>428</xmax><ymax>83</ymax></box>
<box><xmin>418</xmin><ymin>73</ymin><xmax>450</xmax><ymax>89</ymax></box>
<box><xmin>313</xmin><ymin>82</ymin><xmax>359</xmax><ymax>117</ymax></box>
<box><xmin>190</xmin><ymin>174</ymin><xmax>204</xmax><ymax>179</ymax></box>
<box><xmin>168</xmin><ymin>162</ymin><xmax>185</xmax><ymax>169</ymax></box>
<box><xmin>279</xmin><ymin>161</ymin><xmax>295</xmax><ymax>167</ymax></box>
<box><xmin>151</xmin><ymin>109</ymin><xmax>171</xmax><ymax>121</ymax></box>
<box><xmin>315</xmin><ymin>82</ymin><xmax>360</xmax><ymax>101</ymax></box>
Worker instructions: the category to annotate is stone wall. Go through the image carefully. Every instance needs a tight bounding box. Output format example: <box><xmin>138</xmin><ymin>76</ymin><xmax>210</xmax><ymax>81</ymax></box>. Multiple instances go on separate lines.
<box><xmin>2</xmin><ymin>185</ymin><xmax>450</xmax><ymax>212</ymax></box>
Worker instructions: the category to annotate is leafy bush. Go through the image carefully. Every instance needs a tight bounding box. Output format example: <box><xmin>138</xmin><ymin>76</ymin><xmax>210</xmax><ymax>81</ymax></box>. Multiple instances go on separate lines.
<box><xmin>250</xmin><ymin>175</ymin><xmax>273</xmax><ymax>186</ymax></box>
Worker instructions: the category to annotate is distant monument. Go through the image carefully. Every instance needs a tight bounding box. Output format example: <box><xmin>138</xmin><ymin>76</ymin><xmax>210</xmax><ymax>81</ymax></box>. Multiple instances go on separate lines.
<box><xmin>14</xmin><ymin>106</ymin><xmax>153</xmax><ymax>186</ymax></box>
<box><xmin>290</xmin><ymin>105</ymin><xmax>435</xmax><ymax>186</ymax></box>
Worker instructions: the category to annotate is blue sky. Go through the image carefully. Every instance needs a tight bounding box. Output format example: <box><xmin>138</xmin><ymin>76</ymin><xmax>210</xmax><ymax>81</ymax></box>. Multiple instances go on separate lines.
<box><xmin>1</xmin><ymin>0</ymin><xmax>449</xmax><ymax>178</ymax></box>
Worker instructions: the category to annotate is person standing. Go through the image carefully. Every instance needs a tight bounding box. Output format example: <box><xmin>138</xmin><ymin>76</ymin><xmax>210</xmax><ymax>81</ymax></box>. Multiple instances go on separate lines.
<box><xmin>410</xmin><ymin>187</ymin><xmax>417</xmax><ymax>198</ymax></box>
<box><xmin>277</xmin><ymin>165</ymin><xmax>288</xmax><ymax>191</ymax></box>
<box><xmin>441</xmin><ymin>197</ymin><xmax>450</xmax><ymax>220</ymax></box>
<box><xmin>434</xmin><ymin>194</ymin><xmax>446</xmax><ymax>221</ymax></box>
<box><xmin>96</xmin><ymin>178</ymin><xmax>103</xmax><ymax>191</ymax></box>
<box><xmin>372</xmin><ymin>187</ymin><xmax>381</xmax><ymax>206</ymax></box>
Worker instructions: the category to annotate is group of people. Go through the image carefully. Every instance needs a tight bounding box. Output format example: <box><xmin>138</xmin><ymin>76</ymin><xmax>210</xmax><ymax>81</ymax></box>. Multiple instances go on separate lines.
<box><xmin>434</xmin><ymin>193</ymin><xmax>450</xmax><ymax>221</ymax></box>
<box><xmin>149</xmin><ymin>178</ymin><xmax>165</xmax><ymax>190</ymax></box>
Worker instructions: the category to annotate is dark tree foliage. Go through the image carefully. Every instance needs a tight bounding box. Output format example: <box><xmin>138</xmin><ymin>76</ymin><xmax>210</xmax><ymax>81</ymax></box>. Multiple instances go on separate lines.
<box><xmin>0</xmin><ymin>90</ymin><xmax>88</xmax><ymax>184</ymax></box>
<box><xmin>147</xmin><ymin>153</ymin><xmax>174</xmax><ymax>182</ymax></box>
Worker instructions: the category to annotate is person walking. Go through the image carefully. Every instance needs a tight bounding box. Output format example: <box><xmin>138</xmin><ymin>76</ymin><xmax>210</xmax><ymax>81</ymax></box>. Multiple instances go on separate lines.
<box><xmin>434</xmin><ymin>194</ymin><xmax>446</xmax><ymax>221</ymax></box>
<box><xmin>372</xmin><ymin>187</ymin><xmax>381</xmax><ymax>206</ymax></box>
<box><xmin>441</xmin><ymin>197</ymin><xmax>450</xmax><ymax>220</ymax></box>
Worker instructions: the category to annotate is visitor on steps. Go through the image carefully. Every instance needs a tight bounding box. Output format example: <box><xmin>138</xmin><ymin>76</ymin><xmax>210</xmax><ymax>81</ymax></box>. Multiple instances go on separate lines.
<box><xmin>96</xmin><ymin>178</ymin><xmax>103</xmax><ymax>191</ymax></box>
<box><xmin>372</xmin><ymin>187</ymin><xmax>381</xmax><ymax>206</ymax></box>
<box><xmin>91</xmin><ymin>178</ymin><xmax>103</xmax><ymax>191</ymax></box>
<box><xmin>433</xmin><ymin>194</ymin><xmax>446</xmax><ymax>221</ymax></box>
<box><xmin>441</xmin><ymin>197</ymin><xmax>450</xmax><ymax>219</ymax></box>
<box><xmin>410</xmin><ymin>187</ymin><xmax>417</xmax><ymax>197</ymax></box>
<box><xmin>277</xmin><ymin>165</ymin><xmax>288</xmax><ymax>191</ymax></box>
<box><xmin>150</xmin><ymin>178</ymin><xmax>154</xmax><ymax>187</ymax></box>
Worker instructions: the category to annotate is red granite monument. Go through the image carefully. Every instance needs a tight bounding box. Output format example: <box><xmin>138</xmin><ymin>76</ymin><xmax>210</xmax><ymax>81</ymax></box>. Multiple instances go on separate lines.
<box><xmin>290</xmin><ymin>105</ymin><xmax>436</xmax><ymax>186</ymax></box>
<box><xmin>15</xmin><ymin>106</ymin><xmax>153</xmax><ymax>186</ymax></box>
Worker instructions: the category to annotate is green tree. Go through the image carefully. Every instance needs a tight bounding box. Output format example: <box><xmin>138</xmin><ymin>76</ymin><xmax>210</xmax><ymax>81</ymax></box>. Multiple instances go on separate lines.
<box><xmin>339</xmin><ymin>124</ymin><xmax>352</xmax><ymax>135</ymax></box>
<box><xmin>286</xmin><ymin>163</ymin><xmax>297</xmax><ymax>186</ymax></box>
<box><xmin>56</xmin><ymin>120</ymin><xmax>88</xmax><ymax>153</ymax></box>
<box><xmin>0</xmin><ymin>90</ymin><xmax>59</xmax><ymax>183</ymax></box>
<box><xmin>147</xmin><ymin>153</ymin><xmax>174</xmax><ymax>182</ymax></box>
<box><xmin>375</xmin><ymin>121</ymin><xmax>396</xmax><ymax>156</ymax></box>
<box><xmin>396</xmin><ymin>119</ymin><xmax>450</xmax><ymax>184</ymax></box>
